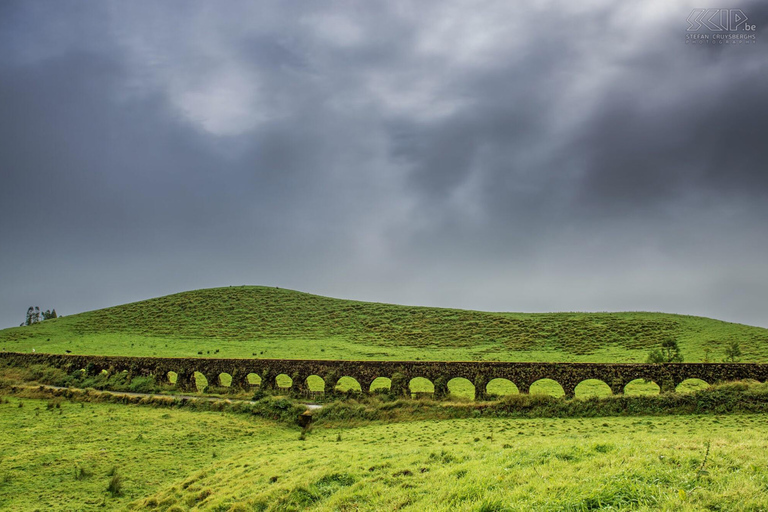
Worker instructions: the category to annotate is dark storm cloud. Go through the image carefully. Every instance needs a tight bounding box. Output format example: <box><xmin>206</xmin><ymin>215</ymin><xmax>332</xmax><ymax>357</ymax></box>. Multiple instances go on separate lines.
<box><xmin>1</xmin><ymin>0</ymin><xmax>767</xmax><ymax>330</ymax></box>
<box><xmin>571</xmin><ymin>49</ymin><xmax>768</xmax><ymax>212</ymax></box>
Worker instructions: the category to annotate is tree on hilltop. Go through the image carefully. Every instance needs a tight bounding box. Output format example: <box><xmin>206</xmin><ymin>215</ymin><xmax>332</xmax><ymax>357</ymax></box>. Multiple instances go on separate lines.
<box><xmin>25</xmin><ymin>307</ymin><xmax>40</xmax><ymax>326</ymax></box>
<box><xmin>23</xmin><ymin>306</ymin><xmax>57</xmax><ymax>326</ymax></box>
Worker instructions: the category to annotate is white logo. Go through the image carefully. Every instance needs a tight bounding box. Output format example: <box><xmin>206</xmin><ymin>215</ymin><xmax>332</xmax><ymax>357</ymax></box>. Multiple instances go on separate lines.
<box><xmin>687</xmin><ymin>9</ymin><xmax>756</xmax><ymax>31</ymax></box>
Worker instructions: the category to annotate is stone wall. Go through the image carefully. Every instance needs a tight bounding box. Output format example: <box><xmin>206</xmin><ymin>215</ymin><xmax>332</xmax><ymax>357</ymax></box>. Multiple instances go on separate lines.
<box><xmin>2</xmin><ymin>352</ymin><xmax>767</xmax><ymax>398</ymax></box>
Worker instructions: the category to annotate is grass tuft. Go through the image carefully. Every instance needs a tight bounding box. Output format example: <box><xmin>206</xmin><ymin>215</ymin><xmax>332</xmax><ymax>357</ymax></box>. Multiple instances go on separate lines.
<box><xmin>106</xmin><ymin>471</ymin><xmax>123</xmax><ymax>497</ymax></box>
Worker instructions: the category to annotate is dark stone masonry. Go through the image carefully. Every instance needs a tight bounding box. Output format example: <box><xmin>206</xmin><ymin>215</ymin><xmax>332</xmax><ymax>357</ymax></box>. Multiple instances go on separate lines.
<box><xmin>2</xmin><ymin>352</ymin><xmax>767</xmax><ymax>398</ymax></box>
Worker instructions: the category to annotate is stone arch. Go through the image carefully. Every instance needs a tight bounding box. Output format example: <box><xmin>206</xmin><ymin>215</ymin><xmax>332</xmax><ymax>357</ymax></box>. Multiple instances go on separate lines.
<box><xmin>335</xmin><ymin>376</ymin><xmax>362</xmax><ymax>393</ymax></box>
<box><xmin>447</xmin><ymin>377</ymin><xmax>475</xmax><ymax>401</ymax></box>
<box><xmin>474</xmin><ymin>374</ymin><xmax>490</xmax><ymax>401</ymax></box>
<box><xmin>84</xmin><ymin>362</ymin><xmax>98</xmax><ymax>376</ymax></box>
<box><xmin>305</xmin><ymin>375</ymin><xmax>325</xmax><ymax>393</ymax></box>
<box><xmin>228</xmin><ymin>369</ymin><xmax>250</xmax><ymax>390</ymax></box>
<box><xmin>574</xmin><ymin>379</ymin><xmax>612</xmax><ymax>398</ymax></box>
<box><xmin>676</xmin><ymin>378</ymin><xmax>710</xmax><ymax>394</ymax></box>
<box><xmin>247</xmin><ymin>373</ymin><xmax>261</xmax><ymax>387</ymax></box>
<box><xmin>175</xmin><ymin>370</ymin><xmax>195</xmax><ymax>392</ymax></box>
<box><xmin>529</xmin><ymin>378</ymin><xmax>565</xmax><ymax>397</ymax></box>
<box><xmin>275</xmin><ymin>373</ymin><xmax>293</xmax><ymax>390</ymax></box>
<box><xmin>291</xmin><ymin>371</ymin><xmax>304</xmax><ymax>392</ymax></box>
<box><xmin>409</xmin><ymin>377</ymin><xmax>435</xmax><ymax>397</ymax></box>
<box><xmin>433</xmin><ymin>375</ymin><xmax>450</xmax><ymax>398</ymax></box>
<box><xmin>218</xmin><ymin>372</ymin><xmax>233</xmax><ymax>388</ymax></box>
<box><xmin>486</xmin><ymin>378</ymin><xmax>519</xmax><ymax>398</ymax></box>
<box><xmin>370</xmin><ymin>377</ymin><xmax>391</xmax><ymax>394</ymax></box>
<box><xmin>193</xmin><ymin>371</ymin><xmax>208</xmax><ymax>392</ymax></box>
<box><xmin>323</xmin><ymin>371</ymin><xmax>340</xmax><ymax>392</ymax></box>
<box><xmin>166</xmin><ymin>371</ymin><xmax>178</xmax><ymax>385</ymax></box>
<box><xmin>390</xmin><ymin>372</ymin><xmax>409</xmax><ymax>397</ymax></box>
<box><xmin>624</xmin><ymin>378</ymin><xmax>660</xmax><ymax>396</ymax></box>
<box><xmin>260</xmin><ymin>369</ymin><xmax>275</xmax><ymax>389</ymax></box>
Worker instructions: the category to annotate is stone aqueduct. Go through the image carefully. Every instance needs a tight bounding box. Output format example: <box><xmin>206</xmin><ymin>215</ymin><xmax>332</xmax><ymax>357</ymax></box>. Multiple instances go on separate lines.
<box><xmin>3</xmin><ymin>352</ymin><xmax>768</xmax><ymax>399</ymax></box>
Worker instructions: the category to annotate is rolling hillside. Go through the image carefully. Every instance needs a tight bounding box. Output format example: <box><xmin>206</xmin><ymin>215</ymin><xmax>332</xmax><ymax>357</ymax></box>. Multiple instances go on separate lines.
<box><xmin>1</xmin><ymin>286</ymin><xmax>766</xmax><ymax>362</ymax></box>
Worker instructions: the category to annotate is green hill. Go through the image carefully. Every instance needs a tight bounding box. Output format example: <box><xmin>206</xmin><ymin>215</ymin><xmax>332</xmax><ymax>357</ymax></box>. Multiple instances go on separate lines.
<box><xmin>1</xmin><ymin>286</ymin><xmax>766</xmax><ymax>362</ymax></box>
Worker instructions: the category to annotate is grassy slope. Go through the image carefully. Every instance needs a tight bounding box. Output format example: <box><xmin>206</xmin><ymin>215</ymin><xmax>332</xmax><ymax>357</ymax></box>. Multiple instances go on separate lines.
<box><xmin>0</xmin><ymin>396</ymin><xmax>292</xmax><ymax>511</ymax></box>
<box><xmin>142</xmin><ymin>415</ymin><xmax>768</xmax><ymax>512</ymax></box>
<box><xmin>1</xmin><ymin>286</ymin><xmax>767</xmax><ymax>362</ymax></box>
<box><xmin>2</xmin><ymin>396</ymin><xmax>768</xmax><ymax>511</ymax></box>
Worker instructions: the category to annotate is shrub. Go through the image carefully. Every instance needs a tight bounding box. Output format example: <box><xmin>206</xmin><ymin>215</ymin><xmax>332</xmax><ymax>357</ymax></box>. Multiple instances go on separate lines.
<box><xmin>724</xmin><ymin>341</ymin><xmax>742</xmax><ymax>362</ymax></box>
<box><xmin>127</xmin><ymin>376</ymin><xmax>157</xmax><ymax>393</ymax></box>
<box><xmin>389</xmin><ymin>372</ymin><xmax>408</xmax><ymax>398</ymax></box>
<box><xmin>106</xmin><ymin>471</ymin><xmax>123</xmax><ymax>497</ymax></box>
<box><xmin>647</xmin><ymin>339</ymin><xmax>683</xmax><ymax>363</ymax></box>
<box><xmin>74</xmin><ymin>465</ymin><xmax>91</xmax><ymax>480</ymax></box>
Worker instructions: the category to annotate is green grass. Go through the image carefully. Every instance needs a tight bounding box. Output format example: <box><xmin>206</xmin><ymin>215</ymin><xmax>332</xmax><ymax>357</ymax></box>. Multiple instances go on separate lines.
<box><xmin>4</xmin><ymin>287</ymin><xmax>767</xmax><ymax>511</ymax></box>
<box><xmin>2</xmin><ymin>286</ymin><xmax>767</xmax><ymax>362</ymax></box>
<box><xmin>2</xmin><ymin>395</ymin><xmax>768</xmax><ymax>511</ymax></box>
<box><xmin>177</xmin><ymin>414</ymin><xmax>768</xmax><ymax>512</ymax></box>
<box><xmin>0</xmin><ymin>396</ymin><xmax>291</xmax><ymax>511</ymax></box>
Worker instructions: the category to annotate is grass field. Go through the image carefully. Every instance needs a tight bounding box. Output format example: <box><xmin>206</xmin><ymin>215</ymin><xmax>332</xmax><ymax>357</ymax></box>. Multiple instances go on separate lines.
<box><xmin>0</xmin><ymin>396</ymin><xmax>276</xmax><ymax>511</ymax></box>
<box><xmin>3</xmin><ymin>286</ymin><xmax>767</xmax><ymax>511</ymax></box>
<box><xmin>1</xmin><ymin>286</ymin><xmax>766</xmax><ymax>362</ymax></box>
<box><xmin>2</xmin><ymin>395</ymin><xmax>768</xmax><ymax>511</ymax></box>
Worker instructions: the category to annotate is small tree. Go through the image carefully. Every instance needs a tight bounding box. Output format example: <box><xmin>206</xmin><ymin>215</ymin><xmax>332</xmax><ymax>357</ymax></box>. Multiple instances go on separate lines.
<box><xmin>724</xmin><ymin>341</ymin><xmax>742</xmax><ymax>362</ymax></box>
<box><xmin>647</xmin><ymin>338</ymin><xmax>683</xmax><ymax>363</ymax></box>
<box><xmin>646</xmin><ymin>349</ymin><xmax>665</xmax><ymax>364</ymax></box>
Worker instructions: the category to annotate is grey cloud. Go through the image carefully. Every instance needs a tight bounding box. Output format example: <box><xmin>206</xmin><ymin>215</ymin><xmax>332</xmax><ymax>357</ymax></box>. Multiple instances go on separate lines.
<box><xmin>1</xmin><ymin>0</ymin><xmax>767</xmax><ymax>330</ymax></box>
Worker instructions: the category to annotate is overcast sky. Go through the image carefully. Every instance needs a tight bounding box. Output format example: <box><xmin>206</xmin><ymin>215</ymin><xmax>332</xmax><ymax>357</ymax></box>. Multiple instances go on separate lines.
<box><xmin>1</xmin><ymin>0</ymin><xmax>767</xmax><ymax>330</ymax></box>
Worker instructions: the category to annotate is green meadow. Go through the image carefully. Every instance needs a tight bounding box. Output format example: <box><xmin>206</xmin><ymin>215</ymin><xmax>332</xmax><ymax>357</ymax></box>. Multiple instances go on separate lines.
<box><xmin>1</xmin><ymin>286</ymin><xmax>767</xmax><ymax>362</ymax></box>
<box><xmin>2</xmin><ymin>395</ymin><xmax>768</xmax><ymax>511</ymax></box>
<box><xmin>2</xmin><ymin>286</ymin><xmax>768</xmax><ymax>511</ymax></box>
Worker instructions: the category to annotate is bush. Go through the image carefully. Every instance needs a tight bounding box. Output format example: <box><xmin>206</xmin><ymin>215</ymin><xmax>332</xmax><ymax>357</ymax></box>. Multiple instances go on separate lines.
<box><xmin>724</xmin><ymin>341</ymin><xmax>742</xmax><ymax>362</ymax></box>
<box><xmin>73</xmin><ymin>465</ymin><xmax>91</xmax><ymax>481</ymax></box>
<box><xmin>647</xmin><ymin>339</ymin><xmax>683</xmax><ymax>363</ymax></box>
<box><xmin>311</xmin><ymin>381</ymin><xmax>768</xmax><ymax>424</ymax></box>
<box><xmin>127</xmin><ymin>376</ymin><xmax>157</xmax><ymax>393</ymax></box>
<box><xmin>106</xmin><ymin>471</ymin><xmax>123</xmax><ymax>496</ymax></box>
<box><xmin>389</xmin><ymin>372</ymin><xmax>408</xmax><ymax>398</ymax></box>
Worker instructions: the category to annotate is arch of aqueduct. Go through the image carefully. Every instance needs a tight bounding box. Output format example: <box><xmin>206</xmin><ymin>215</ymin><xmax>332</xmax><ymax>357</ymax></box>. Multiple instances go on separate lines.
<box><xmin>3</xmin><ymin>352</ymin><xmax>767</xmax><ymax>399</ymax></box>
